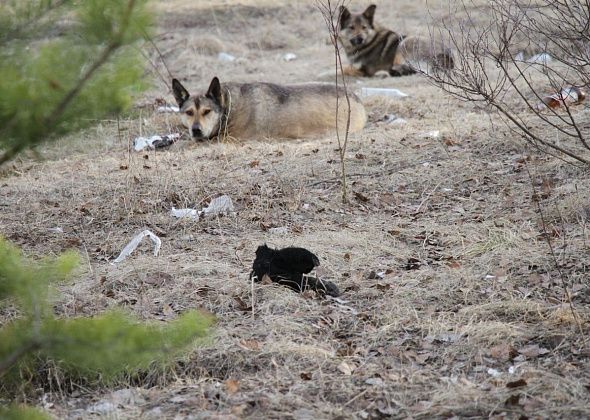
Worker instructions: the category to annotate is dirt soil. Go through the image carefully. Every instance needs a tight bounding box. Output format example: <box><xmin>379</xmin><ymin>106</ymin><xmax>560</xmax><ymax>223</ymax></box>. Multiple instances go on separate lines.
<box><xmin>2</xmin><ymin>0</ymin><xmax>590</xmax><ymax>419</ymax></box>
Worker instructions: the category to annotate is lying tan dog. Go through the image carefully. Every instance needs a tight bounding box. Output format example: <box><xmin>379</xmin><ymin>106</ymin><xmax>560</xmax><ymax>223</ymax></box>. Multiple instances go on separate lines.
<box><xmin>172</xmin><ymin>77</ymin><xmax>367</xmax><ymax>140</ymax></box>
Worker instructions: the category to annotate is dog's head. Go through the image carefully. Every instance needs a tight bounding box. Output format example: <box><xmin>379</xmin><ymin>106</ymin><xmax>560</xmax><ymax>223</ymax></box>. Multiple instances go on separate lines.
<box><xmin>172</xmin><ymin>77</ymin><xmax>224</xmax><ymax>141</ymax></box>
<box><xmin>338</xmin><ymin>4</ymin><xmax>377</xmax><ymax>49</ymax></box>
<box><xmin>254</xmin><ymin>244</ymin><xmax>274</xmax><ymax>260</ymax></box>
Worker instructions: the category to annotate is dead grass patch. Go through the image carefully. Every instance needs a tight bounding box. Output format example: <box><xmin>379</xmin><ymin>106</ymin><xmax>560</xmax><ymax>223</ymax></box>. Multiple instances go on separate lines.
<box><xmin>2</xmin><ymin>0</ymin><xmax>590</xmax><ymax>418</ymax></box>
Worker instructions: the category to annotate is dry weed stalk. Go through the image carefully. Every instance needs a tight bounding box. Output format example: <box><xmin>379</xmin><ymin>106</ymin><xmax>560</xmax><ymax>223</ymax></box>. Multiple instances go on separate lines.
<box><xmin>426</xmin><ymin>0</ymin><xmax>590</xmax><ymax>165</ymax></box>
<box><xmin>316</xmin><ymin>0</ymin><xmax>353</xmax><ymax>204</ymax></box>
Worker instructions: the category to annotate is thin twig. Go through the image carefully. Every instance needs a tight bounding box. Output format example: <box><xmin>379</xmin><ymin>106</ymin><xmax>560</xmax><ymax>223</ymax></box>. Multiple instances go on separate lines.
<box><xmin>307</xmin><ymin>156</ymin><xmax>452</xmax><ymax>187</ymax></box>
<box><xmin>415</xmin><ymin>181</ymin><xmax>443</xmax><ymax>213</ymax></box>
<box><xmin>316</xmin><ymin>0</ymin><xmax>352</xmax><ymax>203</ymax></box>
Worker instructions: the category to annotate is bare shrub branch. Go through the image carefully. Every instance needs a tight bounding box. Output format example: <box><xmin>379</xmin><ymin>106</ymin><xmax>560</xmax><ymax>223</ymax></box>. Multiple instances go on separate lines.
<box><xmin>426</xmin><ymin>0</ymin><xmax>588</xmax><ymax>336</ymax></box>
<box><xmin>316</xmin><ymin>0</ymin><xmax>352</xmax><ymax>204</ymax></box>
<box><xmin>426</xmin><ymin>0</ymin><xmax>590</xmax><ymax>165</ymax></box>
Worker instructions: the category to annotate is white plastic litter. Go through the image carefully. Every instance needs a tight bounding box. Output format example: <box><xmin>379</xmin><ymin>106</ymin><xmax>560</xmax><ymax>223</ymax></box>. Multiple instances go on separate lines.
<box><xmin>382</xmin><ymin>114</ymin><xmax>397</xmax><ymax>123</ymax></box>
<box><xmin>359</xmin><ymin>87</ymin><xmax>409</xmax><ymax>98</ymax></box>
<box><xmin>380</xmin><ymin>113</ymin><xmax>407</xmax><ymax>125</ymax></box>
<box><xmin>365</xmin><ymin>377</ymin><xmax>384</xmax><ymax>386</ymax></box>
<box><xmin>170</xmin><ymin>207</ymin><xmax>200</xmax><ymax>220</ymax></box>
<box><xmin>133</xmin><ymin>133</ymin><xmax>180</xmax><ymax>152</ymax></box>
<box><xmin>156</xmin><ymin>105</ymin><xmax>179</xmax><ymax>113</ymax></box>
<box><xmin>283</xmin><ymin>53</ymin><xmax>297</xmax><ymax>62</ymax></box>
<box><xmin>420</xmin><ymin>130</ymin><xmax>440</xmax><ymax>139</ymax></box>
<box><xmin>170</xmin><ymin>195</ymin><xmax>235</xmax><ymax>221</ymax></box>
<box><xmin>536</xmin><ymin>86</ymin><xmax>586</xmax><ymax>110</ymax></box>
<box><xmin>113</xmin><ymin>230</ymin><xmax>161</xmax><ymax>263</ymax></box>
<box><xmin>527</xmin><ymin>53</ymin><xmax>552</xmax><ymax>64</ymax></box>
<box><xmin>201</xmin><ymin>195</ymin><xmax>235</xmax><ymax>216</ymax></box>
<box><xmin>218</xmin><ymin>52</ymin><xmax>236</xmax><ymax>62</ymax></box>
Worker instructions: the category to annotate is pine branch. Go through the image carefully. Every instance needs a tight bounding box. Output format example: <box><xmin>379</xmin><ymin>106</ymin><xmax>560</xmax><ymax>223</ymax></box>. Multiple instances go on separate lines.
<box><xmin>0</xmin><ymin>0</ymin><xmax>139</xmax><ymax>166</ymax></box>
<box><xmin>0</xmin><ymin>341</ymin><xmax>40</xmax><ymax>378</ymax></box>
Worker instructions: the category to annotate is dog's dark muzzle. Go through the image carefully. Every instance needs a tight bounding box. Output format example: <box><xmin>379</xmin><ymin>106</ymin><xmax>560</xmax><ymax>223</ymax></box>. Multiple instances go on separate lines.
<box><xmin>350</xmin><ymin>36</ymin><xmax>364</xmax><ymax>47</ymax></box>
<box><xmin>191</xmin><ymin>125</ymin><xmax>207</xmax><ymax>141</ymax></box>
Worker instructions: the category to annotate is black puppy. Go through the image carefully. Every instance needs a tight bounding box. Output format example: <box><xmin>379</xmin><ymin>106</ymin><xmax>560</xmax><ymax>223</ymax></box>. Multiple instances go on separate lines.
<box><xmin>250</xmin><ymin>244</ymin><xmax>340</xmax><ymax>297</ymax></box>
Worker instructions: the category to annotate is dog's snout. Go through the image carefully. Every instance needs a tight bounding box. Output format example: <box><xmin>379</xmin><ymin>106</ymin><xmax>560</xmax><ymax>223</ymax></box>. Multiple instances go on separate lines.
<box><xmin>350</xmin><ymin>36</ymin><xmax>364</xmax><ymax>46</ymax></box>
<box><xmin>191</xmin><ymin>125</ymin><xmax>203</xmax><ymax>138</ymax></box>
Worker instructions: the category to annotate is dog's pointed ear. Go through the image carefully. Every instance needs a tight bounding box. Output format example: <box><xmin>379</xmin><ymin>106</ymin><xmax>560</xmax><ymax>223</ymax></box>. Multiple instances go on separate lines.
<box><xmin>339</xmin><ymin>5</ymin><xmax>351</xmax><ymax>29</ymax></box>
<box><xmin>172</xmin><ymin>79</ymin><xmax>190</xmax><ymax>107</ymax></box>
<box><xmin>206</xmin><ymin>77</ymin><xmax>222</xmax><ymax>104</ymax></box>
<box><xmin>363</xmin><ymin>4</ymin><xmax>377</xmax><ymax>25</ymax></box>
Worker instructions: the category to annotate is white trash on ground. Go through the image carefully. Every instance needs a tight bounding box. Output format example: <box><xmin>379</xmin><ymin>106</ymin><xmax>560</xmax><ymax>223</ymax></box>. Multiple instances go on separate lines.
<box><xmin>156</xmin><ymin>105</ymin><xmax>179</xmax><ymax>113</ymax></box>
<box><xmin>536</xmin><ymin>86</ymin><xmax>586</xmax><ymax>111</ymax></box>
<box><xmin>527</xmin><ymin>53</ymin><xmax>552</xmax><ymax>64</ymax></box>
<box><xmin>170</xmin><ymin>207</ymin><xmax>200</xmax><ymax>220</ymax></box>
<box><xmin>218</xmin><ymin>52</ymin><xmax>236</xmax><ymax>62</ymax></box>
<box><xmin>380</xmin><ymin>114</ymin><xmax>407</xmax><ymax>125</ymax></box>
<box><xmin>202</xmin><ymin>195</ymin><xmax>235</xmax><ymax>216</ymax></box>
<box><xmin>113</xmin><ymin>230</ymin><xmax>161</xmax><ymax>263</ymax></box>
<box><xmin>282</xmin><ymin>53</ymin><xmax>297</xmax><ymax>62</ymax></box>
<box><xmin>420</xmin><ymin>130</ymin><xmax>440</xmax><ymax>139</ymax></box>
<box><xmin>170</xmin><ymin>195</ymin><xmax>235</xmax><ymax>221</ymax></box>
<box><xmin>133</xmin><ymin>133</ymin><xmax>180</xmax><ymax>152</ymax></box>
<box><xmin>359</xmin><ymin>87</ymin><xmax>409</xmax><ymax>98</ymax></box>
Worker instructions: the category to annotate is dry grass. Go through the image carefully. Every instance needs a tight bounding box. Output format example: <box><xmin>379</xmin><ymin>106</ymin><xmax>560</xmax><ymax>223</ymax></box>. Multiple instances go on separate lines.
<box><xmin>2</xmin><ymin>0</ymin><xmax>590</xmax><ymax>418</ymax></box>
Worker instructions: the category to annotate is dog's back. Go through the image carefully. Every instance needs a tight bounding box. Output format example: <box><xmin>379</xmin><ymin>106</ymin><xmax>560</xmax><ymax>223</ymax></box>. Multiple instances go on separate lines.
<box><xmin>223</xmin><ymin>82</ymin><xmax>366</xmax><ymax>139</ymax></box>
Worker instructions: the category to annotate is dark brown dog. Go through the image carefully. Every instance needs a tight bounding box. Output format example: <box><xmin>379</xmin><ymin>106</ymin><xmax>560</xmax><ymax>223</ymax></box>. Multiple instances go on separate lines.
<box><xmin>338</xmin><ymin>4</ymin><xmax>454</xmax><ymax>77</ymax></box>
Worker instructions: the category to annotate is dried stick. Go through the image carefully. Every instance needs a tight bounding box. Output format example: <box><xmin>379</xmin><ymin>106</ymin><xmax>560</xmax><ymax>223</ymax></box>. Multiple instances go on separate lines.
<box><xmin>316</xmin><ymin>0</ymin><xmax>352</xmax><ymax>203</ymax></box>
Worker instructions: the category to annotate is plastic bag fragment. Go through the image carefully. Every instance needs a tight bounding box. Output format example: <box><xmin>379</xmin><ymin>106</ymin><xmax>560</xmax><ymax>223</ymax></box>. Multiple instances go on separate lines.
<box><xmin>113</xmin><ymin>230</ymin><xmax>161</xmax><ymax>263</ymax></box>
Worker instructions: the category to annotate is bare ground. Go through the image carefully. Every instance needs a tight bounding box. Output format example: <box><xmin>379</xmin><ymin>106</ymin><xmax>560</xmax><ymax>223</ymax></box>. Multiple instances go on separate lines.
<box><xmin>1</xmin><ymin>0</ymin><xmax>590</xmax><ymax>419</ymax></box>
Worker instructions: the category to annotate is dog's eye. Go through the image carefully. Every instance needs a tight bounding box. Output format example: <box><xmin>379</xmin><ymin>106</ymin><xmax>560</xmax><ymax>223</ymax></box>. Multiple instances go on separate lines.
<box><xmin>186</xmin><ymin>110</ymin><xmax>194</xmax><ymax>116</ymax></box>
<box><xmin>202</xmin><ymin>109</ymin><xmax>211</xmax><ymax>116</ymax></box>
<box><xmin>362</xmin><ymin>25</ymin><xmax>367</xmax><ymax>30</ymax></box>
<box><xmin>348</xmin><ymin>25</ymin><xmax>354</xmax><ymax>30</ymax></box>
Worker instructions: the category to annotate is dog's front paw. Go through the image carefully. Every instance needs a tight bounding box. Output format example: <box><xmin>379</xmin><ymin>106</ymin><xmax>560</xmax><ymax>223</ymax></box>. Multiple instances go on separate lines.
<box><xmin>374</xmin><ymin>70</ymin><xmax>391</xmax><ymax>79</ymax></box>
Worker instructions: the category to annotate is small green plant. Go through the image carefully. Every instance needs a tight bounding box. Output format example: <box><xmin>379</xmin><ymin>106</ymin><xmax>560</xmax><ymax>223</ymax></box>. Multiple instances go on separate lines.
<box><xmin>0</xmin><ymin>404</ymin><xmax>51</xmax><ymax>420</ymax></box>
<box><xmin>0</xmin><ymin>237</ymin><xmax>213</xmax><ymax>391</ymax></box>
<box><xmin>0</xmin><ymin>0</ymin><xmax>215</xmax><ymax>415</ymax></box>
